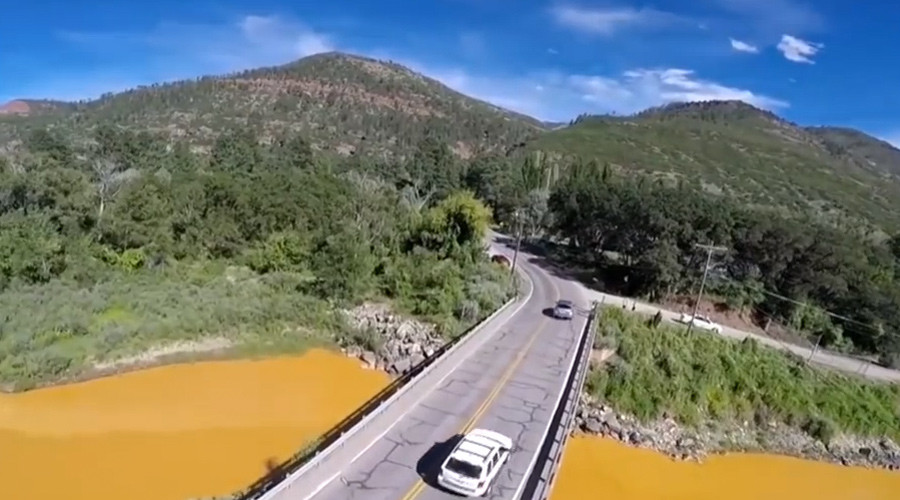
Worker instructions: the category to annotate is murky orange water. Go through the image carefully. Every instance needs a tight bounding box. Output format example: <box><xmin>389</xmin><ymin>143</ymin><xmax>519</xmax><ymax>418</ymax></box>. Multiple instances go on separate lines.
<box><xmin>551</xmin><ymin>435</ymin><xmax>900</xmax><ymax>500</ymax></box>
<box><xmin>0</xmin><ymin>349</ymin><xmax>388</xmax><ymax>500</ymax></box>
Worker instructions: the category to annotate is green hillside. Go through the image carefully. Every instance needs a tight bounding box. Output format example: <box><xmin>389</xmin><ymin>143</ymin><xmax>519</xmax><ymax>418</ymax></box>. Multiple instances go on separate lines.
<box><xmin>0</xmin><ymin>52</ymin><xmax>545</xmax><ymax>159</ymax></box>
<box><xmin>527</xmin><ymin>101</ymin><xmax>900</xmax><ymax>229</ymax></box>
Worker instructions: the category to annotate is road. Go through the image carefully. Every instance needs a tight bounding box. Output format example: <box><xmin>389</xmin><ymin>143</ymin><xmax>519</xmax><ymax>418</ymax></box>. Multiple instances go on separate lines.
<box><xmin>274</xmin><ymin>238</ymin><xmax>589</xmax><ymax>500</ymax></box>
<box><xmin>511</xmin><ymin>235</ymin><xmax>900</xmax><ymax>383</ymax></box>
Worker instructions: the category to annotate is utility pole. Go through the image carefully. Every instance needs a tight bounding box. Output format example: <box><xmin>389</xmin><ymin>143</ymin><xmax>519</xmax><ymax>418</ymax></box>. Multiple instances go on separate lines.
<box><xmin>806</xmin><ymin>334</ymin><xmax>822</xmax><ymax>364</ymax></box>
<box><xmin>685</xmin><ymin>243</ymin><xmax>728</xmax><ymax>336</ymax></box>
<box><xmin>509</xmin><ymin>210</ymin><xmax>523</xmax><ymax>288</ymax></box>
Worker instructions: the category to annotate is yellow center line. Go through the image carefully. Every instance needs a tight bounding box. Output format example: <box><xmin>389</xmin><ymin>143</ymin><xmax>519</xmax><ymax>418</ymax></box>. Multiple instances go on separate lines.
<box><xmin>397</xmin><ymin>281</ymin><xmax>560</xmax><ymax>500</ymax></box>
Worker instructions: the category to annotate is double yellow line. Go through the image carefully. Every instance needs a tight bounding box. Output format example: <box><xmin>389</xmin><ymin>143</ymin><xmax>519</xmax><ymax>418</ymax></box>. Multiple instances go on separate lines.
<box><xmin>398</xmin><ymin>285</ymin><xmax>558</xmax><ymax>500</ymax></box>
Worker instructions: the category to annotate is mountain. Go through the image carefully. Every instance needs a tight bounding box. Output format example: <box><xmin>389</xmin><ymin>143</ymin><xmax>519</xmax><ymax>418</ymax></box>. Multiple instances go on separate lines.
<box><xmin>525</xmin><ymin>101</ymin><xmax>900</xmax><ymax>229</ymax></box>
<box><xmin>0</xmin><ymin>52</ymin><xmax>545</xmax><ymax>158</ymax></box>
<box><xmin>806</xmin><ymin>126</ymin><xmax>900</xmax><ymax>178</ymax></box>
<box><xmin>2</xmin><ymin>54</ymin><xmax>899</xmax><ymax>229</ymax></box>
<box><xmin>0</xmin><ymin>99</ymin><xmax>74</xmax><ymax>117</ymax></box>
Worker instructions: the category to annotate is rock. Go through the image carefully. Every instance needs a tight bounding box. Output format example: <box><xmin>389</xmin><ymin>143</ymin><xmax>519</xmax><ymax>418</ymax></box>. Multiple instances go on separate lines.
<box><xmin>410</xmin><ymin>352</ymin><xmax>426</xmax><ymax>368</ymax></box>
<box><xmin>601</xmin><ymin>412</ymin><xmax>619</xmax><ymax>428</ymax></box>
<box><xmin>584</xmin><ymin>417</ymin><xmax>603</xmax><ymax>434</ymax></box>
<box><xmin>629</xmin><ymin>431</ymin><xmax>643</xmax><ymax>445</ymax></box>
<box><xmin>677</xmin><ymin>437</ymin><xmax>696</xmax><ymax>449</ymax></box>
<box><xmin>360</xmin><ymin>351</ymin><xmax>377</xmax><ymax>369</ymax></box>
<box><xmin>390</xmin><ymin>357</ymin><xmax>412</xmax><ymax>376</ymax></box>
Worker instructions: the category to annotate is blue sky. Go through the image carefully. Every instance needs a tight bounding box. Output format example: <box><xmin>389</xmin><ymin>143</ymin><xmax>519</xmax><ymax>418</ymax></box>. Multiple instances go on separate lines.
<box><xmin>2</xmin><ymin>0</ymin><xmax>899</xmax><ymax>144</ymax></box>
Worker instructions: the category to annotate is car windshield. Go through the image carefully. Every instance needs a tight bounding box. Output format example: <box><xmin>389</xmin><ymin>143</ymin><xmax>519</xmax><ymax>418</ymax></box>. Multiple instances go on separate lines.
<box><xmin>557</xmin><ymin>301</ymin><xmax>573</xmax><ymax>309</ymax></box>
<box><xmin>445</xmin><ymin>458</ymin><xmax>482</xmax><ymax>479</ymax></box>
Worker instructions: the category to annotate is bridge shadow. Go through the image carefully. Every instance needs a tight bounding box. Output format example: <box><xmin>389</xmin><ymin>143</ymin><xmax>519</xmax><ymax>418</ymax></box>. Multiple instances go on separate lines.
<box><xmin>416</xmin><ymin>434</ymin><xmax>465</xmax><ymax>495</ymax></box>
<box><xmin>230</xmin><ymin>308</ymin><xmax>517</xmax><ymax>499</ymax></box>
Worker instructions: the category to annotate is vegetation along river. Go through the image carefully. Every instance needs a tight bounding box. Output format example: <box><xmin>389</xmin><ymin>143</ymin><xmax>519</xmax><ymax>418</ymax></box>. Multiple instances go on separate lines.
<box><xmin>2</xmin><ymin>350</ymin><xmax>899</xmax><ymax>500</ymax></box>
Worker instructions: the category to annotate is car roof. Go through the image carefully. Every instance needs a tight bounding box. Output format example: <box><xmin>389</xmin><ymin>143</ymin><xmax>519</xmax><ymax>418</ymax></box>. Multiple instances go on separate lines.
<box><xmin>451</xmin><ymin>430</ymin><xmax>510</xmax><ymax>465</ymax></box>
<box><xmin>557</xmin><ymin>299</ymin><xmax>574</xmax><ymax>307</ymax></box>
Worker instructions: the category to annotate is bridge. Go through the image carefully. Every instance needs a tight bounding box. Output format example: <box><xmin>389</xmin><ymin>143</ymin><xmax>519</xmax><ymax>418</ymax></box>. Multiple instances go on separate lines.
<box><xmin>247</xmin><ymin>233</ymin><xmax>594</xmax><ymax>500</ymax></box>
<box><xmin>242</xmin><ymin>232</ymin><xmax>900</xmax><ymax>500</ymax></box>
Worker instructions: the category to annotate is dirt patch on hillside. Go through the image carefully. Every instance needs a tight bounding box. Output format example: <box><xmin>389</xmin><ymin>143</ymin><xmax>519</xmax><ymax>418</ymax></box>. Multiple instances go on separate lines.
<box><xmin>0</xmin><ymin>100</ymin><xmax>30</xmax><ymax>115</ymax></box>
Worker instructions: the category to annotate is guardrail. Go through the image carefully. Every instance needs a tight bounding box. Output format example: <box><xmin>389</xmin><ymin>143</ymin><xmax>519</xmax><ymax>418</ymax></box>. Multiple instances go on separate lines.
<box><xmin>516</xmin><ymin>299</ymin><xmax>600</xmax><ymax>500</ymax></box>
<box><xmin>235</xmin><ymin>271</ymin><xmax>531</xmax><ymax>500</ymax></box>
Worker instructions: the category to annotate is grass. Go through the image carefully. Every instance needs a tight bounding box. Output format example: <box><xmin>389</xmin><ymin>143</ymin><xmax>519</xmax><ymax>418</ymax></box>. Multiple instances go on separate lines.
<box><xmin>0</xmin><ymin>263</ymin><xmax>340</xmax><ymax>390</ymax></box>
<box><xmin>0</xmin><ymin>256</ymin><xmax>513</xmax><ymax>391</ymax></box>
<box><xmin>586</xmin><ymin>307</ymin><xmax>900</xmax><ymax>441</ymax></box>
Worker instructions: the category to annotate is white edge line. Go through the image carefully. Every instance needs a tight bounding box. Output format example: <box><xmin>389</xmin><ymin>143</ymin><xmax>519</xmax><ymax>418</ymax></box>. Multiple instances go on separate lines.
<box><xmin>510</xmin><ymin>280</ymin><xmax>592</xmax><ymax>500</ymax></box>
<box><xmin>278</xmin><ymin>254</ymin><xmax>535</xmax><ymax>500</ymax></box>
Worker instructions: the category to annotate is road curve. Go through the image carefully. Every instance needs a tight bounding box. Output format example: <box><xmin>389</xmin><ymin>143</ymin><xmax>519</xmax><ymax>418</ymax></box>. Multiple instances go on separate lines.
<box><xmin>270</xmin><ymin>236</ymin><xmax>589</xmax><ymax>500</ymax></box>
<box><xmin>506</xmin><ymin>234</ymin><xmax>900</xmax><ymax>383</ymax></box>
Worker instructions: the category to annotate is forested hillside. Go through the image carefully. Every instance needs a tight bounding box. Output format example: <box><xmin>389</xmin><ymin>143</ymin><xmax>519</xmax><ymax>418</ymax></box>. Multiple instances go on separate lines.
<box><xmin>0</xmin><ymin>125</ymin><xmax>511</xmax><ymax>390</ymax></box>
<box><xmin>462</xmin><ymin>155</ymin><xmax>900</xmax><ymax>366</ymax></box>
<box><xmin>2</xmin><ymin>53</ymin><xmax>900</xmax><ymax>384</ymax></box>
<box><xmin>525</xmin><ymin>101</ymin><xmax>900</xmax><ymax>229</ymax></box>
<box><xmin>0</xmin><ymin>52</ymin><xmax>544</xmax><ymax>159</ymax></box>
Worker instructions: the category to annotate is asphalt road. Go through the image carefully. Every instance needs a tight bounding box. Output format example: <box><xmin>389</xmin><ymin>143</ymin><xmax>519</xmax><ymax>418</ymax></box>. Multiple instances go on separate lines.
<box><xmin>298</xmin><ymin>239</ymin><xmax>589</xmax><ymax>500</ymax></box>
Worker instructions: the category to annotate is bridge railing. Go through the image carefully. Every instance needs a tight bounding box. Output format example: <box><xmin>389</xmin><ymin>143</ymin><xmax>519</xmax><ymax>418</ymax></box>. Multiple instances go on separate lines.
<box><xmin>232</xmin><ymin>271</ymin><xmax>530</xmax><ymax>500</ymax></box>
<box><xmin>516</xmin><ymin>299</ymin><xmax>601</xmax><ymax>500</ymax></box>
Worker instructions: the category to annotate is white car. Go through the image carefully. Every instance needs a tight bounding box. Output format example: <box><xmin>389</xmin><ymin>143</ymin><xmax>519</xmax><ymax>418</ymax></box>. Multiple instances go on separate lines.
<box><xmin>552</xmin><ymin>299</ymin><xmax>575</xmax><ymax>320</ymax></box>
<box><xmin>678</xmin><ymin>313</ymin><xmax>723</xmax><ymax>333</ymax></box>
<box><xmin>437</xmin><ymin>428</ymin><xmax>513</xmax><ymax>497</ymax></box>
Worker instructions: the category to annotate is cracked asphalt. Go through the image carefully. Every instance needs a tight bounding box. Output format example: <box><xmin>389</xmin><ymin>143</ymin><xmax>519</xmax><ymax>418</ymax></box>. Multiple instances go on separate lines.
<box><xmin>307</xmin><ymin>241</ymin><xmax>590</xmax><ymax>500</ymax></box>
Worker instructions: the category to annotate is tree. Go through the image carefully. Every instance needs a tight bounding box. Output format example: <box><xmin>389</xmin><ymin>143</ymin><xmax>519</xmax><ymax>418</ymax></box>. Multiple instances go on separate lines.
<box><xmin>413</xmin><ymin>191</ymin><xmax>492</xmax><ymax>257</ymax></box>
<box><xmin>92</xmin><ymin>158</ymin><xmax>128</xmax><ymax>222</ymax></box>
<box><xmin>0</xmin><ymin>212</ymin><xmax>66</xmax><ymax>286</ymax></box>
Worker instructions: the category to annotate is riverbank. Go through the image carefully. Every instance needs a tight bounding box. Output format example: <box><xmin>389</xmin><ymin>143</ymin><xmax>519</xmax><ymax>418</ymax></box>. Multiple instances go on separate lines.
<box><xmin>0</xmin><ymin>256</ymin><xmax>512</xmax><ymax>392</ymax></box>
<box><xmin>576</xmin><ymin>307</ymin><xmax>900</xmax><ymax>470</ymax></box>
<box><xmin>551</xmin><ymin>435</ymin><xmax>900</xmax><ymax>500</ymax></box>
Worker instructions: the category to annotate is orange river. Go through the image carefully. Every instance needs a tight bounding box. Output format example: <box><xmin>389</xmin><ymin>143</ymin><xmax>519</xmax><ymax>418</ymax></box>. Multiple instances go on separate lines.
<box><xmin>1</xmin><ymin>348</ymin><xmax>898</xmax><ymax>500</ymax></box>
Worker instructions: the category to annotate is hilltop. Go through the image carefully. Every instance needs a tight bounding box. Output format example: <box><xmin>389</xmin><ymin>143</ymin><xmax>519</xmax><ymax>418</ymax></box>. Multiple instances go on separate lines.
<box><xmin>2</xmin><ymin>55</ymin><xmax>900</xmax><ymax>227</ymax></box>
<box><xmin>0</xmin><ymin>99</ymin><xmax>74</xmax><ymax>116</ymax></box>
<box><xmin>0</xmin><ymin>52</ymin><xmax>545</xmax><ymax>158</ymax></box>
<box><xmin>525</xmin><ymin>101</ymin><xmax>900</xmax><ymax>229</ymax></box>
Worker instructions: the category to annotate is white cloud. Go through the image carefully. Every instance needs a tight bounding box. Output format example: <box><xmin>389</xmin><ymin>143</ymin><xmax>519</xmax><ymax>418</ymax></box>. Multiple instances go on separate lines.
<box><xmin>60</xmin><ymin>15</ymin><xmax>333</xmax><ymax>79</ymax></box>
<box><xmin>776</xmin><ymin>34</ymin><xmax>823</xmax><ymax>63</ymax></box>
<box><xmin>375</xmin><ymin>51</ymin><xmax>787</xmax><ymax>120</ymax></box>
<box><xmin>43</xmin><ymin>13</ymin><xmax>785</xmax><ymax>122</ymax></box>
<box><xmin>729</xmin><ymin>38</ymin><xmax>759</xmax><ymax>53</ymax></box>
<box><xmin>713</xmin><ymin>0</ymin><xmax>824</xmax><ymax>35</ymax></box>
<box><xmin>550</xmin><ymin>4</ymin><xmax>684</xmax><ymax>35</ymax></box>
<box><xmin>568</xmin><ymin>68</ymin><xmax>788</xmax><ymax>115</ymax></box>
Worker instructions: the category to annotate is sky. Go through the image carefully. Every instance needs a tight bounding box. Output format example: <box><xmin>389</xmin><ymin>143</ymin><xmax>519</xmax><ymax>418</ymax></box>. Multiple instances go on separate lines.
<box><xmin>2</xmin><ymin>0</ymin><xmax>899</xmax><ymax>145</ymax></box>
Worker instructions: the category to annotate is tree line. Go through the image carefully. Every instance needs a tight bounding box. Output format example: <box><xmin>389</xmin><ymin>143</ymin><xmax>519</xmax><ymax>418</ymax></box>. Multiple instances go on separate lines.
<box><xmin>0</xmin><ymin>125</ymin><xmax>504</xmax><ymax>344</ymax></box>
<box><xmin>471</xmin><ymin>157</ymin><xmax>900</xmax><ymax>365</ymax></box>
<box><xmin>3</xmin><ymin>123</ymin><xmax>900</xmax><ymax>370</ymax></box>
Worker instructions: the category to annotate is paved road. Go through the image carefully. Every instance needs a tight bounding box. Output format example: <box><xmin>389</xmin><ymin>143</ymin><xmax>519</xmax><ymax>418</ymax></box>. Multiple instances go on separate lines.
<box><xmin>507</xmin><ymin>234</ymin><xmax>900</xmax><ymax>383</ymax></box>
<box><xmin>282</xmin><ymin>238</ymin><xmax>590</xmax><ymax>500</ymax></box>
